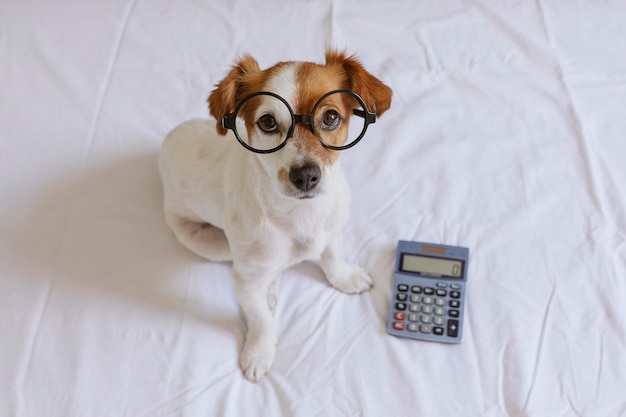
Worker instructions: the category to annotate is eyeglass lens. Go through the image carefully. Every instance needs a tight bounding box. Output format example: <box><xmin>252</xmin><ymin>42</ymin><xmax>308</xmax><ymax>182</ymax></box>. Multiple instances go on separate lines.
<box><xmin>235</xmin><ymin>94</ymin><xmax>293</xmax><ymax>152</ymax></box>
<box><xmin>312</xmin><ymin>92</ymin><xmax>366</xmax><ymax>149</ymax></box>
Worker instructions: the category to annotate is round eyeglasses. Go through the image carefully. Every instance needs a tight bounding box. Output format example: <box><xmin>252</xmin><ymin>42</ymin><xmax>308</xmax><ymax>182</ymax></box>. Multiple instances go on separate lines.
<box><xmin>221</xmin><ymin>90</ymin><xmax>377</xmax><ymax>154</ymax></box>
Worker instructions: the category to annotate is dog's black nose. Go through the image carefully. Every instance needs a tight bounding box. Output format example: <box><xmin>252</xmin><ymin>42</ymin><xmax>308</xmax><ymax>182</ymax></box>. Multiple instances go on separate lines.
<box><xmin>289</xmin><ymin>165</ymin><xmax>321</xmax><ymax>192</ymax></box>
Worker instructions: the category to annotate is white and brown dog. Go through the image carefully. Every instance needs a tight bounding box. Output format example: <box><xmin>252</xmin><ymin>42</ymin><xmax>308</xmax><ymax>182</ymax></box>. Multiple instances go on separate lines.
<box><xmin>159</xmin><ymin>50</ymin><xmax>392</xmax><ymax>382</ymax></box>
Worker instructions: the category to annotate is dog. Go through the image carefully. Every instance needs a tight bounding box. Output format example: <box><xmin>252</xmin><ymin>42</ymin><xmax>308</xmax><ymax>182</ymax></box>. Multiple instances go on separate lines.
<box><xmin>159</xmin><ymin>49</ymin><xmax>392</xmax><ymax>382</ymax></box>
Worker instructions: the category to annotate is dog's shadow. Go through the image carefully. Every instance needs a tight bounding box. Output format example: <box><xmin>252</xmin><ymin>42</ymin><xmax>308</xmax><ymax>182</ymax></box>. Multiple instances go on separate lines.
<box><xmin>7</xmin><ymin>151</ymin><xmax>242</xmax><ymax>340</ymax></box>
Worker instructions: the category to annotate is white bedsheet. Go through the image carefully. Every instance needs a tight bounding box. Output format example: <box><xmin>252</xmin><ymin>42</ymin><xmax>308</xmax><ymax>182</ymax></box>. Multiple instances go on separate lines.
<box><xmin>2</xmin><ymin>1</ymin><xmax>625</xmax><ymax>416</ymax></box>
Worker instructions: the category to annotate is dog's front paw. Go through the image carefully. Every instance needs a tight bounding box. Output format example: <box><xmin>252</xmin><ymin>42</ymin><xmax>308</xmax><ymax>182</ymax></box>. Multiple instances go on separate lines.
<box><xmin>328</xmin><ymin>264</ymin><xmax>373</xmax><ymax>294</ymax></box>
<box><xmin>240</xmin><ymin>333</ymin><xmax>276</xmax><ymax>382</ymax></box>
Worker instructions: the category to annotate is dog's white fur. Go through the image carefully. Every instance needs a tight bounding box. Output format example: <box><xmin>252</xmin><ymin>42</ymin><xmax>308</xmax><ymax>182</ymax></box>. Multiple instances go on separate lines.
<box><xmin>159</xmin><ymin>50</ymin><xmax>391</xmax><ymax>382</ymax></box>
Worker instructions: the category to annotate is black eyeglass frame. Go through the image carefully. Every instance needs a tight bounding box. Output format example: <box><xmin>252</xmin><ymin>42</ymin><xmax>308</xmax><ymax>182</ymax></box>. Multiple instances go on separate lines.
<box><xmin>221</xmin><ymin>89</ymin><xmax>377</xmax><ymax>154</ymax></box>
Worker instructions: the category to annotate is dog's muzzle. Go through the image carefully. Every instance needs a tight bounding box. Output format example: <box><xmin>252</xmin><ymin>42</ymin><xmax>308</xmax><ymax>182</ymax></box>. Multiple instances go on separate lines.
<box><xmin>289</xmin><ymin>165</ymin><xmax>321</xmax><ymax>193</ymax></box>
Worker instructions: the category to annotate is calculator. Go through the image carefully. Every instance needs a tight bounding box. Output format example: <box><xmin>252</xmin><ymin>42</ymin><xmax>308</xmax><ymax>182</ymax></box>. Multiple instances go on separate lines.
<box><xmin>387</xmin><ymin>240</ymin><xmax>469</xmax><ymax>343</ymax></box>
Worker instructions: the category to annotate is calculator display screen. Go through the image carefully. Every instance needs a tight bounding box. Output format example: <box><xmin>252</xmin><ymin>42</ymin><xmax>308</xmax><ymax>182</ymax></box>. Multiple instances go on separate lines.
<box><xmin>401</xmin><ymin>254</ymin><xmax>463</xmax><ymax>278</ymax></box>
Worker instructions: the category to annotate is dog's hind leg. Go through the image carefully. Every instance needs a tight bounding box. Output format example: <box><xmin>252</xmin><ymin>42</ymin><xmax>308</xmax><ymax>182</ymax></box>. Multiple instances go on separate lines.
<box><xmin>165</xmin><ymin>211</ymin><xmax>232</xmax><ymax>262</ymax></box>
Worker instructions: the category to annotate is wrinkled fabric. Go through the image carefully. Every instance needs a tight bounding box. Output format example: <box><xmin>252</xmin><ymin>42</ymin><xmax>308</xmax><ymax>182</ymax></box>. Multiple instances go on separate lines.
<box><xmin>1</xmin><ymin>0</ymin><xmax>625</xmax><ymax>416</ymax></box>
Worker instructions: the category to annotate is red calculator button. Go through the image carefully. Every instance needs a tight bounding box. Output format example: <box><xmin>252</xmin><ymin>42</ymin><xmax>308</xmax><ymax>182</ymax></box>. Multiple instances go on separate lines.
<box><xmin>394</xmin><ymin>312</ymin><xmax>407</xmax><ymax>321</ymax></box>
<box><xmin>393</xmin><ymin>321</ymin><xmax>406</xmax><ymax>331</ymax></box>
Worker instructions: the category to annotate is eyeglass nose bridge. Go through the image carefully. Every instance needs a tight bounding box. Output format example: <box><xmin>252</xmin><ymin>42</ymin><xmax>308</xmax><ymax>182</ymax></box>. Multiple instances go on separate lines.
<box><xmin>293</xmin><ymin>114</ymin><xmax>313</xmax><ymax>125</ymax></box>
<box><xmin>290</xmin><ymin>114</ymin><xmax>315</xmax><ymax>137</ymax></box>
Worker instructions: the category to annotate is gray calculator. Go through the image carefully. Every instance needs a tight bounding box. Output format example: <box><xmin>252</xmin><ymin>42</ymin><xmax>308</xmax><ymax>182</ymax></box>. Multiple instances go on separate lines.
<box><xmin>387</xmin><ymin>240</ymin><xmax>469</xmax><ymax>343</ymax></box>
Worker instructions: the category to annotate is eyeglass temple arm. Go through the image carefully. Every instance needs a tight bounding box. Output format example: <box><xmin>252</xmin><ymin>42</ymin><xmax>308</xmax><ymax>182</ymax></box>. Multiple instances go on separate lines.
<box><xmin>353</xmin><ymin>109</ymin><xmax>377</xmax><ymax>124</ymax></box>
<box><xmin>222</xmin><ymin>113</ymin><xmax>236</xmax><ymax>130</ymax></box>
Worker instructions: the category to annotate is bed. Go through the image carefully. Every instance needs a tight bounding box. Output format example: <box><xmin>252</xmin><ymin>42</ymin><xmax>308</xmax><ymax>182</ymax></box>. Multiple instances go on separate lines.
<box><xmin>2</xmin><ymin>1</ymin><xmax>625</xmax><ymax>416</ymax></box>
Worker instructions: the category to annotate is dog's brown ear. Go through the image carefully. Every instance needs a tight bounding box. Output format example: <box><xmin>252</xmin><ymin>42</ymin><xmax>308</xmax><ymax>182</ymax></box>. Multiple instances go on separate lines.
<box><xmin>208</xmin><ymin>54</ymin><xmax>261</xmax><ymax>135</ymax></box>
<box><xmin>325</xmin><ymin>49</ymin><xmax>392</xmax><ymax>117</ymax></box>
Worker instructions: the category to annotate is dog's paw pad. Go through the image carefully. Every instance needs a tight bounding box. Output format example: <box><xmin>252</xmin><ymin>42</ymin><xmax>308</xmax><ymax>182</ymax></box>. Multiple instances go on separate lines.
<box><xmin>240</xmin><ymin>337</ymin><xmax>276</xmax><ymax>383</ymax></box>
<box><xmin>332</xmin><ymin>266</ymin><xmax>373</xmax><ymax>294</ymax></box>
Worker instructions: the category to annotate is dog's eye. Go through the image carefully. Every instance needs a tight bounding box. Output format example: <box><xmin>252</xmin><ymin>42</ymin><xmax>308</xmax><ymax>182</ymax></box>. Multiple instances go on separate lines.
<box><xmin>321</xmin><ymin>110</ymin><xmax>341</xmax><ymax>130</ymax></box>
<box><xmin>258</xmin><ymin>114</ymin><xmax>278</xmax><ymax>133</ymax></box>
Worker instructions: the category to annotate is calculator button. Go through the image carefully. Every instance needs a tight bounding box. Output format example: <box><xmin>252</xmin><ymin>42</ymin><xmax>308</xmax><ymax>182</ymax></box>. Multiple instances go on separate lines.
<box><xmin>398</xmin><ymin>284</ymin><xmax>409</xmax><ymax>292</ymax></box>
<box><xmin>409</xmin><ymin>304</ymin><xmax>420</xmax><ymax>312</ymax></box>
<box><xmin>450</xmin><ymin>291</ymin><xmax>461</xmax><ymax>299</ymax></box>
<box><xmin>395</xmin><ymin>303</ymin><xmax>406</xmax><ymax>311</ymax></box>
<box><xmin>436</xmin><ymin>282</ymin><xmax>448</xmax><ymax>288</ymax></box>
<box><xmin>435</xmin><ymin>298</ymin><xmax>445</xmax><ymax>306</ymax></box>
<box><xmin>449</xmin><ymin>300</ymin><xmax>460</xmax><ymax>308</ymax></box>
<box><xmin>408</xmin><ymin>314</ymin><xmax>419</xmax><ymax>322</ymax></box>
<box><xmin>393</xmin><ymin>321</ymin><xmax>406</xmax><ymax>331</ymax></box>
<box><xmin>411</xmin><ymin>286</ymin><xmax>422</xmax><ymax>294</ymax></box>
<box><xmin>436</xmin><ymin>289</ymin><xmax>447</xmax><ymax>297</ymax></box>
<box><xmin>394</xmin><ymin>312</ymin><xmax>406</xmax><ymax>321</ymax></box>
<box><xmin>420</xmin><ymin>325</ymin><xmax>432</xmax><ymax>334</ymax></box>
<box><xmin>434</xmin><ymin>307</ymin><xmax>445</xmax><ymax>316</ymax></box>
<box><xmin>423</xmin><ymin>297</ymin><xmax>433</xmax><ymax>305</ymax></box>
<box><xmin>449</xmin><ymin>309</ymin><xmax>460</xmax><ymax>318</ymax></box>
<box><xmin>433</xmin><ymin>327</ymin><xmax>445</xmax><ymax>336</ymax></box>
<box><xmin>421</xmin><ymin>315</ymin><xmax>432</xmax><ymax>324</ymax></box>
<box><xmin>451</xmin><ymin>284</ymin><xmax>461</xmax><ymax>290</ymax></box>
<box><xmin>424</xmin><ymin>287</ymin><xmax>435</xmax><ymax>295</ymax></box>
<box><xmin>447</xmin><ymin>320</ymin><xmax>459</xmax><ymax>337</ymax></box>
<box><xmin>396</xmin><ymin>293</ymin><xmax>407</xmax><ymax>301</ymax></box>
<box><xmin>434</xmin><ymin>317</ymin><xmax>445</xmax><ymax>326</ymax></box>
<box><xmin>421</xmin><ymin>306</ymin><xmax>433</xmax><ymax>314</ymax></box>
<box><xmin>408</xmin><ymin>323</ymin><xmax>419</xmax><ymax>332</ymax></box>
<box><xmin>410</xmin><ymin>295</ymin><xmax>421</xmax><ymax>303</ymax></box>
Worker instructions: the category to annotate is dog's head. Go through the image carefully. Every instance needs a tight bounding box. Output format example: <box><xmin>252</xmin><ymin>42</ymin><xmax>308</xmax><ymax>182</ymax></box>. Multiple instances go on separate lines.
<box><xmin>208</xmin><ymin>50</ymin><xmax>392</xmax><ymax>200</ymax></box>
